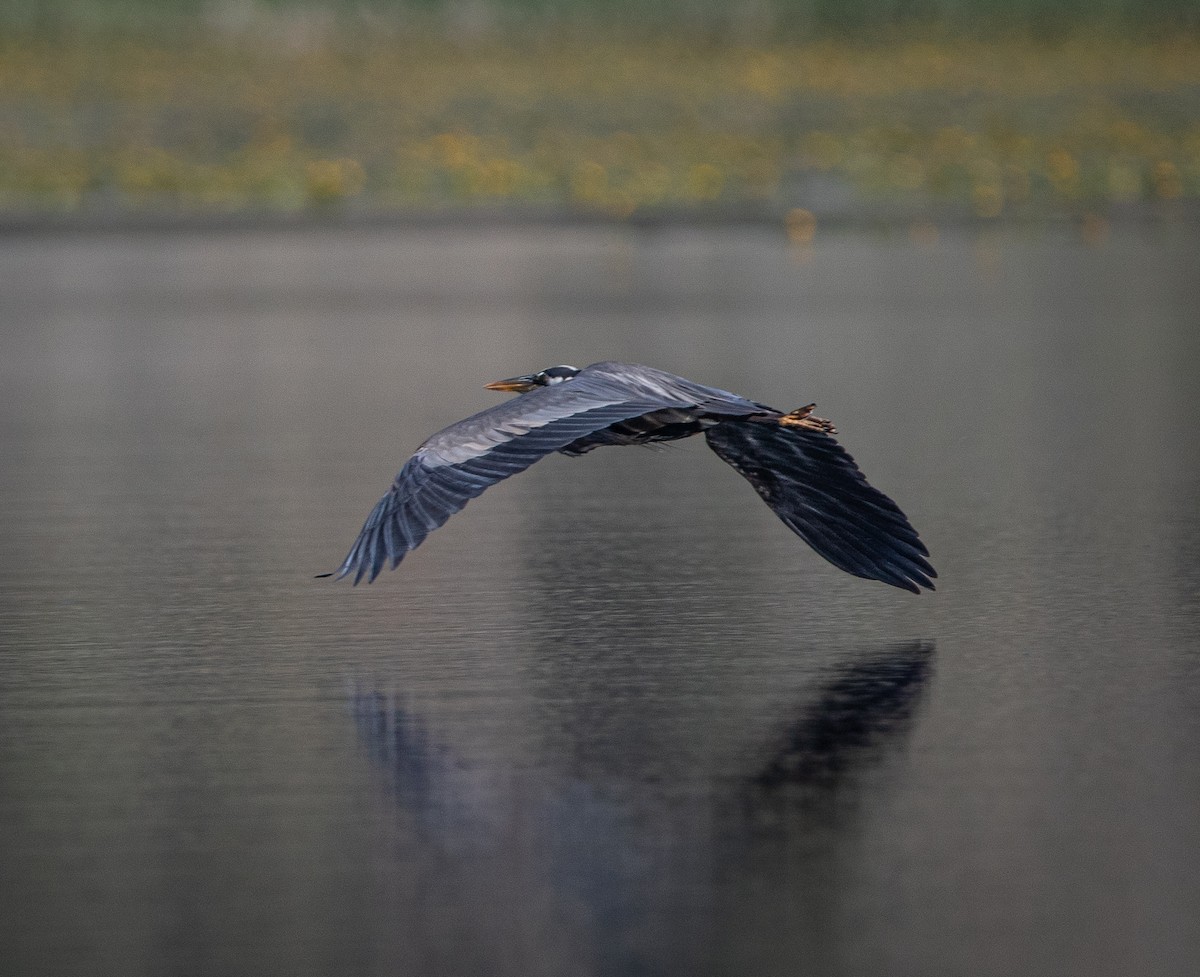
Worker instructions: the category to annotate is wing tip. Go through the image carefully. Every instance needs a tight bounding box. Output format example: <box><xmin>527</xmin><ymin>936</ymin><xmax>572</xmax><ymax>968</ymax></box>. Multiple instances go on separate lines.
<box><xmin>900</xmin><ymin>575</ymin><xmax>936</xmax><ymax>595</ymax></box>
<box><xmin>877</xmin><ymin>552</ymin><xmax>937</xmax><ymax>594</ymax></box>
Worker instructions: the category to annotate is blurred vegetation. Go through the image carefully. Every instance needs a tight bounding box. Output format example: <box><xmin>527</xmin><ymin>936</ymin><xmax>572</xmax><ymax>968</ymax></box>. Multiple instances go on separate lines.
<box><xmin>6</xmin><ymin>0</ymin><xmax>1199</xmax><ymax>36</ymax></box>
<box><xmin>1</xmin><ymin>0</ymin><xmax>1198</xmax><ymax>219</ymax></box>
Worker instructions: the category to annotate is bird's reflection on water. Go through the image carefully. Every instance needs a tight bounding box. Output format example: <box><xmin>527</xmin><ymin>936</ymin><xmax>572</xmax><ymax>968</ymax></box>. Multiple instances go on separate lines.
<box><xmin>348</xmin><ymin>640</ymin><xmax>935</xmax><ymax>973</ymax></box>
<box><xmin>746</xmin><ymin>641</ymin><xmax>934</xmax><ymax>830</ymax></box>
<box><xmin>755</xmin><ymin>641</ymin><xmax>933</xmax><ymax>788</ymax></box>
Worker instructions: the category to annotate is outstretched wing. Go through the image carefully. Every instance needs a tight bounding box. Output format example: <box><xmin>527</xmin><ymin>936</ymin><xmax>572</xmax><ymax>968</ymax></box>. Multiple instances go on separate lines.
<box><xmin>705</xmin><ymin>420</ymin><xmax>936</xmax><ymax>593</ymax></box>
<box><xmin>327</xmin><ymin>362</ymin><xmax>765</xmax><ymax>583</ymax></box>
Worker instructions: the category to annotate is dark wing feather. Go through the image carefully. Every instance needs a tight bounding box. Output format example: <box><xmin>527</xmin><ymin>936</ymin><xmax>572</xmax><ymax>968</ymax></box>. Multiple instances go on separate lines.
<box><xmin>327</xmin><ymin>362</ymin><xmax>766</xmax><ymax>583</ymax></box>
<box><xmin>705</xmin><ymin>421</ymin><xmax>936</xmax><ymax>593</ymax></box>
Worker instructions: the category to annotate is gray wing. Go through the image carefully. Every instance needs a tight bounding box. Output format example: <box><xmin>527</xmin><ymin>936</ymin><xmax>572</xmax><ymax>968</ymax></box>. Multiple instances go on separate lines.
<box><xmin>327</xmin><ymin>362</ymin><xmax>765</xmax><ymax>583</ymax></box>
<box><xmin>705</xmin><ymin>420</ymin><xmax>936</xmax><ymax>593</ymax></box>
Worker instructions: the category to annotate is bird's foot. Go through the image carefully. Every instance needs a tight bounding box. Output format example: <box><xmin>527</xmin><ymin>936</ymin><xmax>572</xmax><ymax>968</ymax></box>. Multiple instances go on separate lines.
<box><xmin>779</xmin><ymin>404</ymin><xmax>836</xmax><ymax>434</ymax></box>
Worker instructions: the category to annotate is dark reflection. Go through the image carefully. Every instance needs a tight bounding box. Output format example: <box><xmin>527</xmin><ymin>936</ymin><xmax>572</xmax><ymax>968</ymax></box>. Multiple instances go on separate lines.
<box><xmin>350</xmin><ymin>691</ymin><xmax>473</xmax><ymax>835</ymax></box>
<box><xmin>732</xmin><ymin>640</ymin><xmax>935</xmax><ymax>853</ymax></box>
<box><xmin>753</xmin><ymin>640</ymin><xmax>934</xmax><ymax>791</ymax></box>
<box><xmin>351</xmin><ymin>641</ymin><xmax>935</xmax><ymax>828</ymax></box>
<box><xmin>348</xmin><ymin>640</ymin><xmax>936</xmax><ymax>976</ymax></box>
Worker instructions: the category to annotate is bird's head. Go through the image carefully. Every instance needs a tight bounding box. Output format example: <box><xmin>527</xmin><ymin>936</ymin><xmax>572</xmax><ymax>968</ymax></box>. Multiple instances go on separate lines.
<box><xmin>485</xmin><ymin>365</ymin><xmax>580</xmax><ymax>393</ymax></box>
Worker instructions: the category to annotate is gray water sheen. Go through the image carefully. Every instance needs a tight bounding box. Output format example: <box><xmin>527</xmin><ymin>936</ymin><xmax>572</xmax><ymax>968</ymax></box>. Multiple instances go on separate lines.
<box><xmin>1</xmin><ymin>224</ymin><xmax>1198</xmax><ymax>977</ymax></box>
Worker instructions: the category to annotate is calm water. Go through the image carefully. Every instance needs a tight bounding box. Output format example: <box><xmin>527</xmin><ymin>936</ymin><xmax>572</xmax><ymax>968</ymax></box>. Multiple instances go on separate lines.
<box><xmin>1</xmin><ymin>223</ymin><xmax>1198</xmax><ymax>977</ymax></box>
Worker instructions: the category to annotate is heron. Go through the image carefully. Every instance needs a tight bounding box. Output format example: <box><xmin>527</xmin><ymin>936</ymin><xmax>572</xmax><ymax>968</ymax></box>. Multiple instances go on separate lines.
<box><xmin>321</xmin><ymin>362</ymin><xmax>936</xmax><ymax>593</ymax></box>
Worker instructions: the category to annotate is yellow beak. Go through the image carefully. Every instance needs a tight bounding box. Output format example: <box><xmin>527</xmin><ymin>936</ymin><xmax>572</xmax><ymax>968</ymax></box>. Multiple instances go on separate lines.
<box><xmin>484</xmin><ymin>375</ymin><xmax>538</xmax><ymax>393</ymax></box>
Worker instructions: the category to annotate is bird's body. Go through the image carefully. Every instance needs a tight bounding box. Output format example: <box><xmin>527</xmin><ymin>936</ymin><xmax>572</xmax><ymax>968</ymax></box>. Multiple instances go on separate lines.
<box><xmin>323</xmin><ymin>362</ymin><xmax>936</xmax><ymax>593</ymax></box>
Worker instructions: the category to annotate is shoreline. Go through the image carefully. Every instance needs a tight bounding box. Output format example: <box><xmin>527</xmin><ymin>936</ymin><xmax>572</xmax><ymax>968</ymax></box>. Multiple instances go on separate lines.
<box><xmin>2</xmin><ymin>200</ymin><xmax>1195</xmax><ymax>238</ymax></box>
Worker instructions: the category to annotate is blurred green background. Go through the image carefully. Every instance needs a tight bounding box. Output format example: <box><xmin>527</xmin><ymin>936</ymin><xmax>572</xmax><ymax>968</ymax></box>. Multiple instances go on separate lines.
<box><xmin>2</xmin><ymin>0</ymin><xmax>1198</xmax><ymax>220</ymax></box>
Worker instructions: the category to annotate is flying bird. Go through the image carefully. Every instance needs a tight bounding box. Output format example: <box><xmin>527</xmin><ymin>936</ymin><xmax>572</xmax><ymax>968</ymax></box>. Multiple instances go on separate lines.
<box><xmin>321</xmin><ymin>362</ymin><xmax>935</xmax><ymax>592</ymax></box>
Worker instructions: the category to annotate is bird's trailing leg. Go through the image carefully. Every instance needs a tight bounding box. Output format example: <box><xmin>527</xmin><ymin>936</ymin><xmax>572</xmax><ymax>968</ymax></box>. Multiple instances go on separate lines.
<box><xmin>779</xmin><ymin>404</ymin><xmax>836</xmax><ymax>435</ymax></box>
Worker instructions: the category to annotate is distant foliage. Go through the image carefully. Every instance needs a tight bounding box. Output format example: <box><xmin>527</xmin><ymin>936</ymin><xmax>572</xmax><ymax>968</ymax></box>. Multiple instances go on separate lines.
<box><xmin>5</xmin><ymin>0</ymin><xmax>1200</xmax><ymax>35</ymax></box>
<box><xmin>0</xmin><ymin>29</ymin><xmax>1197</xmax><ymax>217</ymax></box>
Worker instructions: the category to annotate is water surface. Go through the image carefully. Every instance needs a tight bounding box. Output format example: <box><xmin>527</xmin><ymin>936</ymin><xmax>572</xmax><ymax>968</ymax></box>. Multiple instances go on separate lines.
<box><xmin>1</xmin><ymin>223</ymin><xmax>1198</xmax><ymax>976</ymax></box>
